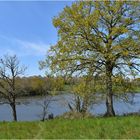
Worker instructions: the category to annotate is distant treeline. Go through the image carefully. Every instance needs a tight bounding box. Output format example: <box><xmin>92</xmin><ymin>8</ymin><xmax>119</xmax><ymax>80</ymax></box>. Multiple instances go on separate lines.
<box><xmin>10</xmin><ymin>76</ymin><xmax>65</xmax><ymax>96</ymax></box>
<box><xmin>0</xmin><ymin>75</ymin><xmax>139</xmax><ymax>97</ymax></box>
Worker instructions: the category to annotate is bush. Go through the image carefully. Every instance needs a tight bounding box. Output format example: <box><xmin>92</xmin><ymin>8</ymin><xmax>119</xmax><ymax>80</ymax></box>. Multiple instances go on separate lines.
<box><xmin>57</xmin><ymin>111</ymin><xmax>94</xmax><ymax>119</ymax></box>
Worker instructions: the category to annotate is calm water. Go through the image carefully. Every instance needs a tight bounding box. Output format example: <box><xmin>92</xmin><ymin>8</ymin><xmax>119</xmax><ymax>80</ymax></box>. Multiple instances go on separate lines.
<box><xmin>0</xmin><ymin>93</ymin><xmax>140</xmax><ymax>121</ymax></box>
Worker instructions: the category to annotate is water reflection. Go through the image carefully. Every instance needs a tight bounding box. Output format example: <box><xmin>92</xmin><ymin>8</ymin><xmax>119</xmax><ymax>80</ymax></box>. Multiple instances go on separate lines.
<box><xmin>0</xmin><ymin>93</ymin><xmax>140</xmax><ymax>121</ymax></box>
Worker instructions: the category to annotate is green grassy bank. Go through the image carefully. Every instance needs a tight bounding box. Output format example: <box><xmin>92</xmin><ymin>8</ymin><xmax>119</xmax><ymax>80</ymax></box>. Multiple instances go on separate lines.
<box><xmin>0</xmin><ymin>116</ymin><xmax>140</xmax><ymax>139</ymax></box>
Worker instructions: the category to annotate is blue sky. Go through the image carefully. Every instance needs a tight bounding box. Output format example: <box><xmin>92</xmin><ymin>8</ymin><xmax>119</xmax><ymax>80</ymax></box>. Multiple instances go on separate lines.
<box><xmin>0</xmin><ymin>1</ymin><xmax>73</xmax><ymax>76</ymax></box>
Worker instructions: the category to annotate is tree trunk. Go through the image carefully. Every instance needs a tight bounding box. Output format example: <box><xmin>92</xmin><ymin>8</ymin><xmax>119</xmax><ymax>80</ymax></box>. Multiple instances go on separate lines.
<box><xmin>11</xmin><ymin>103</ymin><xmax>17</xmax><ymax>121</ymax></box>
<box><xmin>76</xmin><ymin>96</ymin><xmax>81</xmax><ymax>112</ymax></box>
<box><xmin>104</xmin><ymin>66</ymin><xmax>115</xmax><ymax>117</ymax></box>
<box><xmin>81</xmin><ymin>95</ymin><xmax>89</xmax><ymax>114</ymax></box>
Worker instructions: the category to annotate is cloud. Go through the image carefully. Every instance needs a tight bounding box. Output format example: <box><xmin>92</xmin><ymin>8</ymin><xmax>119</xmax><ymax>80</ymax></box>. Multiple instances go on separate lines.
<box><xmin>0</xmin><ymin>35</ymin><xmax>50</xmax><ymax>57</ymax></box>
<box><xmin>15</xmin><ymin>38</ymin><xmax>50</xmax><ymax>56</ymax></box>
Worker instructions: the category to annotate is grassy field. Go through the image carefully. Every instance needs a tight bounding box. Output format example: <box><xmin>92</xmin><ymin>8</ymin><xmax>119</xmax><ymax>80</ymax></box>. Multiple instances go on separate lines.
<box><xmin>0</xmin><ymin>116</ymin><xmax>140</xmax><ymax>139</ymax></box>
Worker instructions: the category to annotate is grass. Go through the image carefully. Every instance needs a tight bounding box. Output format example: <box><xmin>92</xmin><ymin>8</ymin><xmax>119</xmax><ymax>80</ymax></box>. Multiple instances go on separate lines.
<box><xmin>0</xmin><ymin>116</ymin><xmax>140</xmax><ymax>139</ymax></box>
<box><xmin>134</xmin><ymin>87</ymin><xmax>140</xmax><ymax>93</ymax></box>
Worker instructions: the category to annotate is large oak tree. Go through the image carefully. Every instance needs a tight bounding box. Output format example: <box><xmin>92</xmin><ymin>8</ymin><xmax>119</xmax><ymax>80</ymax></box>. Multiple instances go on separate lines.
<box><xmin>41</xmin><ymin>1</ymin><xmax>140</xmax><ymax>116</ymax></box>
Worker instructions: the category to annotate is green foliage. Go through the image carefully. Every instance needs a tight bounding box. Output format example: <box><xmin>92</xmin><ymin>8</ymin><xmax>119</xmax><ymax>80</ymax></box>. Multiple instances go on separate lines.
<box><xmin>49</xmin><ymin>76</ymin><xmax>65</xmax><ymax>93</ymax></box>
<box><xmin>73</xmin><ymin>76</ymin><xmax>94</xmax><ymax>97</ymax></box>
<box><xmin>48</xmin><ymin>2</ymin><xmax>138</xmax><ymax>70</ymax></box>
<box><xmin>112</xmin><ymin>76</ymin><xmax>133</xmax><ymax>94</ymax></box>
<box><xmin>40</xmin><ymin>0</ymin><xmax>140</xmax><ymax>90</ymax></box>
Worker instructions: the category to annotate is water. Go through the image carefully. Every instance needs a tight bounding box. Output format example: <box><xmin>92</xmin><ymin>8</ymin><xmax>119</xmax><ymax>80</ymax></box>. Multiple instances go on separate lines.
<box><xmin>0</xmin><ymin>93</ymin><xmax>140</xmax><ymax>121</ymax></box>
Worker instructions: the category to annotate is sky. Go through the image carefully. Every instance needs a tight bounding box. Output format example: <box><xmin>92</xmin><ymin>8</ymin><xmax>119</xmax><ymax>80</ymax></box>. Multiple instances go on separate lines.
<box><xmin>0</xmin><ymin>1</ymin><xmax>73</xmax><ymax>76</ymax></box>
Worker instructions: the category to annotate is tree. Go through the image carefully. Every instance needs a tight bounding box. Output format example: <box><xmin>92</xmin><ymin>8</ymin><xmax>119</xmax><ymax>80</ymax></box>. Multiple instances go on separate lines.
<box><xmin>68</xmin><ymin>73</ymin><xmax>97</xmax><ymax>115</ymax></box>
<box><xmin>37</xmin><ymin>96</ymin><xmax>53</xmax><ymax>121</ymax></box>
<box><xmin>40</xmin><ymin>1</ymin><xmax>140</xmax><ymax>116</ymax></box>
<box><xmin>0</xmin><ymin>55</ymin><xmax>26</xmax><ymax>121</ymax></box>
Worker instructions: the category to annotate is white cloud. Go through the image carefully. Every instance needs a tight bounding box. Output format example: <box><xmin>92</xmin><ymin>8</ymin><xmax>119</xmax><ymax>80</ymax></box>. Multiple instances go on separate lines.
<box><xmin>0</xmin><ymin>35</ymin><xmax>51</xmax><ymax>57</ymax></box>
<box><xmin>14</xmin><ymin>38</ymin><xmax>50</xmax><ymax>56</ymax></box>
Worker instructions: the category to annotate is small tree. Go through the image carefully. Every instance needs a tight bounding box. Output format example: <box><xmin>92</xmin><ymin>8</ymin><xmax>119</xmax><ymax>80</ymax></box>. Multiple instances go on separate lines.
<box><xmin>37</xmin><ymin>96</ymin><xmax>53</xmax><ymax>121</ymax></box>
<box><xmin>68</xmin><ymin>73</ymin><xmax>96</xmax><ymax>114</ymax></box>
<box><xmin>0</xmin><ymin>55</ymin><xmax>26</xmax><ymax>121</ymax></box>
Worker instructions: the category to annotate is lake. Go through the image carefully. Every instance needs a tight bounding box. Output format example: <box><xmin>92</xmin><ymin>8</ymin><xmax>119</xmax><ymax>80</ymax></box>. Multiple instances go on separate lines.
<box><xmin>0</xmin><ymin>93</ymin><xmax>140</xmax><ymax>121</ymax></box>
